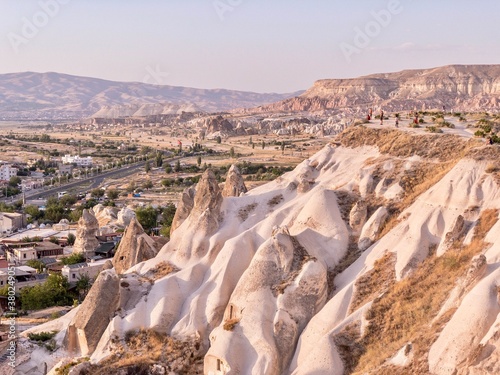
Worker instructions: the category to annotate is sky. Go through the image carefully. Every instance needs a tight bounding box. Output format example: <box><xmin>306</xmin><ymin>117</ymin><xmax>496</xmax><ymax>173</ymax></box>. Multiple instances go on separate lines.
<box><xmin>0</xmin><ymin>0</ymin><xmax>499</xmax><ymax>93</ymax></box>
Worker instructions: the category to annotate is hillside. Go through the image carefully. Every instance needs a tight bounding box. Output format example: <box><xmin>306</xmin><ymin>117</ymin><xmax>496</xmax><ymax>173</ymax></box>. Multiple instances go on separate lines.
<box><xmin>0</xmin><ymin>72</ymin><xmax>301</xmax><ymax>120</ymax></box>
<box><xmin>15</xmin><ymin>126</ymin><xmax>500</xmax><ymax>375</ymax></box>
<box><xmin>250</xmin><ymin>65</ymin><xmax>500</xmax><ymax>113</ymax></box>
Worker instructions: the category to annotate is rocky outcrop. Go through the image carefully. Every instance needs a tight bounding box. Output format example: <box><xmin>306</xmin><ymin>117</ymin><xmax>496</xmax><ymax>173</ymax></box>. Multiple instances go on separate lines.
<box><xmin>248</xmin><ymin>65</ymin><xmax>500</xmax><ymax>113</ymax></box>
<box><xmin>358</xmin><ymin>207</ymin><xmax>388</xmax><ymax>251</ymax></box>
<box><xmin>205</xmin><ymin>227</ymin><xmax>327</xmax><ymax>375</ymax></box>
<box><xmin>65</xmin><ymin>269</ymin><xmax>120</xmax><ymax>356</ymax></box>
<box><xmin>113</xmin><ymin>218</ymin><xmax>158</xmax><ymax>274</ymax></box>
<box><xmin>205</xmin><ymin>115</ymin><xmax>234</xmax><ymax>134</ymax></box>
<box><xmin>116</xmin><ymin>206</ymin><xmax>136</xmax><ymax>227</ymax></box>
<box><xmin>349</xmin><ymin>201</ymin><xmax>368</xmax><ymax>236</ymax></box>
<box><xmin>192</xmin><ymin>169</ymin><xmax>223</xmax><ymax>227</ymax></box>
<box><xmin>73</xmin><ymin>209</ymin><xmax>99</xmax><ymax>257</ymax></box>
<box><xmin>222</xmin><ymin>165</ymin><xmax>247</xmax><ymax>197</ymax></box>
<box><xmin>170</xmin><ymin>186</ymin><xmax>196</xmax><ymax>235</ymax></box>
<box><xmin>92</xmin><ymin>204</ymin><xmax>118</xmax><ymax>227</ymax></box>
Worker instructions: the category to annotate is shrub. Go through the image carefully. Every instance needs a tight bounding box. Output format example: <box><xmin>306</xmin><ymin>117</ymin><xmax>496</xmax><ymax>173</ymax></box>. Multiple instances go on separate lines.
<box><xmin>28</xmin><ymin>330</ymin><xmax>58</xmax><ymax>342</ymax></box>
<box><xmin>425</xmin><ymin>126</ymin><xmax>442</xmax><ymax>133</ymax></box>
<box><xmin>223</xmin><ymin>318</ymin><xmax>240</xmax><ymax>331</ymax></box>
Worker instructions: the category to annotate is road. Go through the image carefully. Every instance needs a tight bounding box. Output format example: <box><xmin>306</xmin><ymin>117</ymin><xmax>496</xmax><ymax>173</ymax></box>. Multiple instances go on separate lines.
<box><xmin>1</xmin><ymin>155</ymin><xmax>189</xmax><ymax>203</ymax></box>
<box><xmin>1</xmin><ymin>161</ymin><xmax>151</xmax><ymax>202</ymax></box>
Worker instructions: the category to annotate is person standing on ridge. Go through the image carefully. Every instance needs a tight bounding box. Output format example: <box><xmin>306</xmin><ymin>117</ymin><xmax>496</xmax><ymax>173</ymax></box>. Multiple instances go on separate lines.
<box><xmin>395</xmin><ymin>113</ymin><xmax>399</xmax><ymax>128</ymax></box>
<box><xmin>380</xmin><ymin>110</ymin><xmax>384</xmax><ymax>125</ymax></box>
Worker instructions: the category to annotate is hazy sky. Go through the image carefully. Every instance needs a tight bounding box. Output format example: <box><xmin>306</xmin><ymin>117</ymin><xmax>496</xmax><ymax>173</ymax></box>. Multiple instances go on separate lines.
<box><xmin>0</xmin><ymin>0</ymin><xmax>498</xmax><ymax>92</ymax></box>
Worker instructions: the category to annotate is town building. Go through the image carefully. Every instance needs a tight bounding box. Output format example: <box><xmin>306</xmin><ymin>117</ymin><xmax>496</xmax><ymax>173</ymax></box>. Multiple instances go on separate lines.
<box><xmin>61</xmin><ymin>259</ymin><xmax>105</xmax><ymax>281</ymax></box>
<box><xmin>21</xmin><ymin>178</ymin><xmax>45</xmax><ymax>192</ymax></box>
<box><xmin>58</xmin><ymin>163</ymin><xmax>74</xmax><ymax>175</ymax></box>
<box><xmin>0</xmin><ymin>164</ymin><xmax>18</xmax><ymax>181</ymax></box>
<box><xmin>61</xmin><ymin>155</ymin><xmax>93</xmax><ymax>167</ymax></box>
<box><xmin>0</xmin><ymin>212</ymin><xmax>27</xmax><ymax>235</ymax></box>
<box><xmin>3</xmin><ymin>241</ymin><xmax>63</xmax><ymax>265</ymax></box>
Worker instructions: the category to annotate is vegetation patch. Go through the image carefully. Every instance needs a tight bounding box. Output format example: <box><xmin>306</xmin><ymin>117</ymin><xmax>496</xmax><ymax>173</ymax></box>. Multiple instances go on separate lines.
<box><xmin>268</xmin><ymin>194</ymin><xmax>284</xmax><ymax>207</ymax></box>
<box><xmin>223</xmin><ymin>318</ymin><xmax>240</xmax><ymax>331</ymax></box>
<box><xmin>28</xmin><ymin>330</ymin><xmax>58</xmax><ymax>342</ymax></box>
<box><xmin>350</xmin><ymin>209</ymin><xmax>498</xmax><ymax>374</ymax></box>
<box><xmin>145</xmin><ymin>261</ymin><xmax>180</xmax><ymax>281</ymax></box>
<box><xmin>349</xmin><ymin>252</ymin><xmax>396</xmax><ymax>314</ymax></box>
<box><xmin>238</xmin><ymin>202</ymin><xmax>258</xmax><ymax>221</ymax></box>
<box><xmin>338</xmin><ymin>126</ymin><xmax>471</xmax><ymax>162</ymax></box>
<box><xmin>79</xmin><ymin>329</ymin><xmax>203</xmax><ymax>375</ymax></box>
<box><xmin>55</xmin><ymin>357</ymin><xmax>90</xmax><ymax>375</ymax></box>
<box><xmin>271</xmin><ymin>236</ymin><xmax>316</xmax><ymax>296</ymax></box>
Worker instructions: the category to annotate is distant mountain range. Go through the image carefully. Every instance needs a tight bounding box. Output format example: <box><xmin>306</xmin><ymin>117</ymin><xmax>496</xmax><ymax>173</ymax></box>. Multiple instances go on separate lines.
<box><xmin>2</xmin><ymin>66</ymin><xmax>499</xmax><ymax>121</ymax></box>
<box><xmin>0</xmin><ymin>72</ymin><xmax>302</xmax><ymax>121</ymax></box>
<box><xmin>248</xmin><ymin>65</ymin><xmax>500</xmax><ymax>113</ymax></box>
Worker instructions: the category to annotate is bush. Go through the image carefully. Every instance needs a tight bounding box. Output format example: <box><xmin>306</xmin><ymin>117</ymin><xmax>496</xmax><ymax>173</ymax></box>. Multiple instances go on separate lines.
<box><xmin>28</xmin><ymin>331</ymin><xmax>58</xmax><ymax>342</ymax></box>
<box><xmin>61</xmin><ymin>253</ymin><xmax>85</xmax><ymax>265</ymax></box>
<box><xmin>426</xmin><ymin>126</ymin><xmax>443</xmax><ymax>133</ymax></box>
<box><xmin>20</xmin><ymin>274</ymin><xmax>72</xmax><ymax>310</ymax></box>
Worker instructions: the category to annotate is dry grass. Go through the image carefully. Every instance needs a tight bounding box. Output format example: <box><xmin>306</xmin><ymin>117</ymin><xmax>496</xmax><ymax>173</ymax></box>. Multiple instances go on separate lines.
<box><xmin>485</xmin><ymin>163</ymin><xmax>498</xmax><ymax>173</ymax></box>
<box><xmin>337</xmin><ymin>126</ymin><xmax>473</xmax><ymax>162</ymax></box>
<box><xmin>268</xmin><ymin>194</ymin><xmax>284</xmax><ymax>207</ymax></box>
<box><xmin>348</xmin><ymin>209</ymin><xmax>498</xmax><ymax>374</ymax></box>
<box><xmin>223</xmin><ymin>318</ymin><xmax>240</xmax><ymax>331</ymax></box>
<box><xmin>238</xmin><ymin>202</ymin><xmax>258</xmax><ymax>221</ymax></box>
<box><xmin>328</xmin><ymin>239</ymin><xmax>361</xmax><ymax>298</ymax></box>
<box><xmin>466</xmin><ymin>145</ymin><xmax>500</xmax><ymax>161</ymax></box>
<box><xmin>144</xmin><ymin>261</ymin><xmax>179</xmax><ymax>281</ymax></box>
<box><xmin>349</xmin><ymin>252</ymin><xmax>396</xmax><ymax>314</ymax></box>
<box><xmin>80</xmin><ymin>329</ymin><xmax>203</xmax><ymax>375</ymax></box>
<box><xmin>376</xmin><ymin>161</ymin><xmax>457</xmax><ymax>239</ymax></box>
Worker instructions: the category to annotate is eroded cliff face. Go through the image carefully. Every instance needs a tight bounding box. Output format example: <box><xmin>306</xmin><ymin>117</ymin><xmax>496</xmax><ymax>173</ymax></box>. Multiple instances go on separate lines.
<box><xmin>252</xmin><ymin>65</ymin><xmax>500</xmax><ymax>113</ymax></box>
<box><xmin>73</xmin><ymin>209</ymin><xmax>100</xmax><ymax>257</ymax></box>
<box><xmin>112</xmin><ymin>217</ymin><xmax>158</xmax><ymax>274</ymax></box>
<box><xmin>25</xmin><ymin>127</ymin><xmax>500</xmax><ymax>375</ymax></box>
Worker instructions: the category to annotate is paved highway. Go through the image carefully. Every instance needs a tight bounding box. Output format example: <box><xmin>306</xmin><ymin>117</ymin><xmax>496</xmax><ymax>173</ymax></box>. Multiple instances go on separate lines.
<box><xmin>1</xmin><ymin>160</ymin><xmax>151</xmax><ymax>202</ymax></box>
<box><xmin>1</xmin><ymin>155</ymin><xmax>190</xmax><ymax>203</ymax></box>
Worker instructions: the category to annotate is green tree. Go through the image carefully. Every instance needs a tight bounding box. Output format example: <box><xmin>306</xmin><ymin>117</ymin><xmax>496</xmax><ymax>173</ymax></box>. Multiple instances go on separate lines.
<box><xmin>61</xmin><ymin>253</ymin><xmax>85</xmax><ymax>265</ymax></box>
<box><xmin>145</xmin><ymin>161</ymin><xmax>151</xmax><ymax>173</ymax></box>
<box><xmin>126</xmin><ymin>180</ymin><xmax>136</xmax><ymax>193</ymax></box>
<box><xmin>229</xmin><ymin>147</ymin><xmax>235</xmax><ymax>158</ymax></box>
<box><xmin>261</xmin><ymin>140</ymin><xmax>265</xmax><ymax>149</ymax></box>
<box><xmin>75</xmin><ymin>274</ymin><xmax>92</xmax><ymax>302</ymax></box>
<box><xmin>9</xmin><ymin>176</ymin><xmax>21</xmax><ymax>187</ymax></box>
<box><xmin>155</xmin><ymin>152</ymin><xmax>163</xmax><ymax>168</ymax></box>
<box><xmin>45</xmin><ymin>201</ymin><xmax>65</xmax><ymax>222</ymax></box>
<box><xmin>26</xmin><ymin>259</ymin><xmax>45</xmax><ymax>273</ymax></box>
<box><xmin>20</xmin><ymin>274</ymin><xmax>72</xmax><ymax>310</ymax></box>
<box><xmin>142</xmin><ymin>180</ymin><xmax>154</xmax><ymax>190</ymax></box>
<box><xmin>197</xmin><ymin>156</ymin><xmax>202</xmax><ymax>167</ymax></box>
<box><xmin>174</xmin><ymin>160</ymin><xmax>181</xmax><ymax>173</ymax></box>
<box><xmin>91</xmin><ymin>188</ymin><xmax>105</xmax><ymax>198</ymax></box>
<box><xmin>216</xmin><ymin>136</ymin><xmax>222</xmax><ymax>144</ymax></box>
<box><xmin>69</xmin><ymin>207</ymin><xmax>83</xmax><ymax>222</ymax></box>
<box><xmin>59</xmin><ymin>194</ymin><xmax>77</xmax><ymax>207</ymax></box>
<box><xmin>67</xmin><ymin>233</ymin><xmax>76</xmax><ymax>246</ymax></box>
<box><xmin>25</xmin><ymin>205</ymin><xmax>43</xmax><ymax>222</ymax></box>
<box><xmin>135</xmin><ymin>205</ymin><xmax>158</xmax><ymax>233</ymax></box>
<box><xmin>107</xmin><ymin>189</ymin><xmax>120</xmax><ymax>200</ymax></box>
<box><xmin>165</xmin><ymin>165</ymin><xmax>172</xmax><ymax>174</ymax></box>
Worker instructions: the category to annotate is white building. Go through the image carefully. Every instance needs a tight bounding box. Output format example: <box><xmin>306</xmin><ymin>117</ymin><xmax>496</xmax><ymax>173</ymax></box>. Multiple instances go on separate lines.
<box><xmin>6</xmin><ymin>245</ymin><xmax>37</xmax><ymax>264</ymax></box>
<box><xmin>21</xmin><ymin>178</ymin><xmax>45</xmax><ymax>191</ymax></box>
<box><xmin>0</xmin><ymin>164</ymin><xmax>19</xmax><ymax>181</ymax></box>
<box><xmin>62</xmin><ymin>259</ymin><xmax>105</xmax><ymax>281</ymax></box>
<box><xmin>61</xmin><ymin>155</ymin><xmax>93</xmax><ymax>167</ymax></box>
